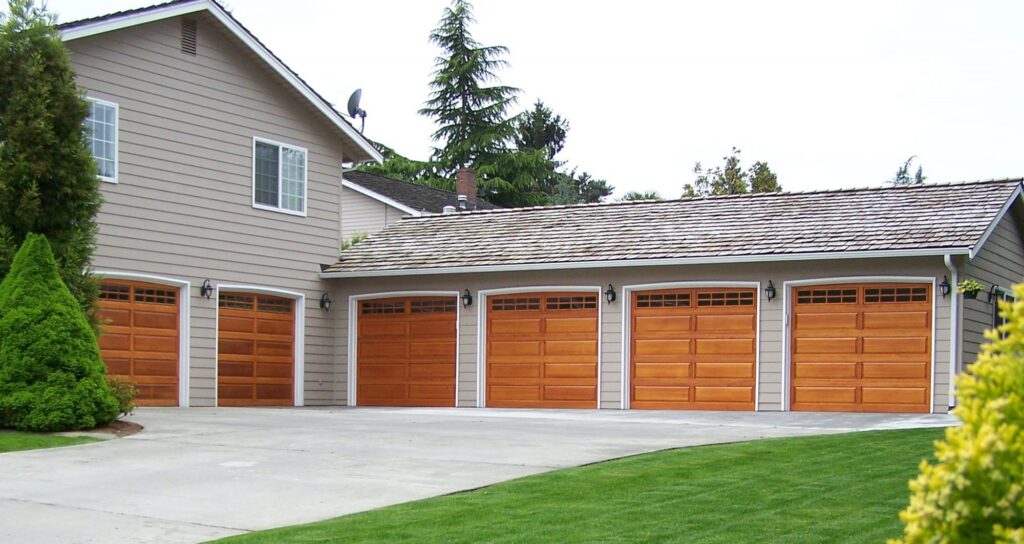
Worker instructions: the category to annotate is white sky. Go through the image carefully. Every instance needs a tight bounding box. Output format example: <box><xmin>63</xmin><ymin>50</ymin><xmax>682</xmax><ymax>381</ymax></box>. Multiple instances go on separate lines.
<box><xmin>45</xmin><ymin>0</ymin><xmax>1024</xmax><ymax>198</ymax></box>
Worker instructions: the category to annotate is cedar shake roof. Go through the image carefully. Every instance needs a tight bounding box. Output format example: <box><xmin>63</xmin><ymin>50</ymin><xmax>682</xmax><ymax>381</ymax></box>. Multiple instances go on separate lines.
<box><xmin>323</xmin><ymin>179</ymin><xmax>1024</xmax><ymax>276</ymax></box>
<box><xmin>344</xmin><ymin>171</ymin><xmax>500</xmax><ymax>214</ymax></box>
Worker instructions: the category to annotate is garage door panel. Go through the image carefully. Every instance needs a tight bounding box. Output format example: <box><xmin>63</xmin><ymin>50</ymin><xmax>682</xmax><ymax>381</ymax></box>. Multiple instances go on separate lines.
<box><xmin>219</xmin><ymin>316</ymin><xmax>254</xmax><ymax>333</ymax></box>
<box><xmin>862</xmin><ymin>336</ymin><xmax>928</xmax><ymax>354</ymax></box>
<box><xmin>256</xmin><ymin>383</ymin><xmax>292</xmax><ymax>400</ymax></box>
<box><xmin>99</xmin><ymin>333</ymin><xmax>131</xmax><ymax>351</ymax></box>
<box><xmin>487</xmin><ymin>292</ymin><xmax>598</xmax><ymax>408</ymax></box>
<box><xmin>694</xmin><ymin>386</ymin><xmax>753</xmax><ymax>403</ymax></box>
<box><xmin>634</xmin><ymin>385</ymin><xmax>689</xmax><ymax>403</ymax></box>
<box><xmin>357</xmin><ymin>297</ymin><xmax>457</xmax><ymax>407</ymax></box>
<box><xmin>634</xmin><ymin>339</ymin><xmax>690</xmax><ymax>357</ymax></box>
<box><xmin>256</xmin><ymin>319</ymin><xmax>293</xmax><ymax>336</ymax></box>
<box><xmin>219</xmin><ymin>338</ymin><xmax>254</xmax><ymax>355</ymax></box>
<box><xmin>635</xmin><ymin>315</ymin><xmax>691</xmax><ymax>334</ymax></box>
<box><xmin>634</xmin><ymin>362</ymin><xmax>689</xmax><ymax>379</ymax></box>
<box><xmin>99</xmin><ymin>307</ymin><xmax>132</xmax><ymax>327</ymax></box>
<box><xmin>862</xmin><ymin>362</ymin><xmax>929</xmax><ymax>379</ymax></box>
<box><xmin>791</xmin><ymin>283</ymin><xmax>931</xmax><ymax>413</ymax></box>
<box><xmin>132</xmin><ymin>359</ymin><xmax>177</xmax><ymax>377</ymax></box>
<box><xmin>132</xmin><ymin>310</ymin><xmax>177</xmax><ymax>330</ymax></box>
<box><xmin>136</xmin><ymin>384</ymin><xmax>177</xmax><ymax>402</ymax></box>
<box><xmin>695</xmin><ymin>314</ymin><xmax>754</xmax><ymax>332</ymax></box>
<box><xmin>794</xmin><ymin>312</ymin><xmax>858</xmax><ymax>330</ymax></box>
<box><xmin>693</xmin><ymin>362</ymin><xmax>753</xmax><ymax>379</ymax></box>
<box><xmin>219</xmin><ymin>361</ymin><xmax>253</xmax><ymax>377</ymax></box>
<box><xmin>695</xmin><ymin>338</ymin><xmax>754</xmax><ymax>355</ymax></box>
<box><xmin>102</xmin><ymin>357</ymin><xmax>131</xmax><ymax>375</ymax></box>
<box><xmin>254</xmin><ymin>341</ymin><xmax>291</xmax><ymax>357</ymax></box>
<box><xmin>255</xmin><ymin>361</ymin><xmax>292</xmax><ymax>378</ymax></box>
<box><xmin>793</xmin><ymin>361</ymin><xmax>858</xmax><ymax>379</ymax></box>
<box><xmin>218</xmin><ymin>383</ymin><xmax>252</xmax><ymax>400</ymax></box>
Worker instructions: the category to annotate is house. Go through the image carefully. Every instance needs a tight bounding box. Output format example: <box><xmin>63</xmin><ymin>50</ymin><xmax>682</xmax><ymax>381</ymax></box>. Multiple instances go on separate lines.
<box><xmin>61</xmin><ymin>0</ymin><xmax>383</xmax><ymax>408</ymax></box>
<box><xmin>322</xmin><ymin>180</ymin><xmax>1024</xmax><ymax>414</ymax></box>
<box><xmin>341</xmin><ymin>170</ymin><xmax>500</xmax><ymax>240</ymax></box>
<box><xmin>61</xmin><ymin>1</ymin><xmax>1024</xmax><ymax>415</ymax></box>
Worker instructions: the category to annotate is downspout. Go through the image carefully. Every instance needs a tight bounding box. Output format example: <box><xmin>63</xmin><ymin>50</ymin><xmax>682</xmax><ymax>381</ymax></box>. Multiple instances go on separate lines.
<box><xmin>944</xmin><ymin>254</ymin><xmax>958</xmax><ymax>409</ymax></box>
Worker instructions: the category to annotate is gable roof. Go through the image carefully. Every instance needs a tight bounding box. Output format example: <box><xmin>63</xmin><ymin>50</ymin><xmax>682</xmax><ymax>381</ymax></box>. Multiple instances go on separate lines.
<box><xmin>321</xmin><ymin>178</ymin><xmax>1024</xmax><ymax>278</ymax></box>
<box><xmin>59</xmin><ymin>0</ymin><xmax>382</xmax><ymax>164</ymax></box>
<box><xmin>343</xmin><ymin>171</ymin><xmax>501</xmax><ymax>215</ymax></box>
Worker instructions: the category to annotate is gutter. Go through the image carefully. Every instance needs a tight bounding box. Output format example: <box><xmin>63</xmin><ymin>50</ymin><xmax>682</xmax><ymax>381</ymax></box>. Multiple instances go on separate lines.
<box><xmin>944</xmin><ymin>254</ymin><xmax>959</xmax><ymax>409</ymax></box>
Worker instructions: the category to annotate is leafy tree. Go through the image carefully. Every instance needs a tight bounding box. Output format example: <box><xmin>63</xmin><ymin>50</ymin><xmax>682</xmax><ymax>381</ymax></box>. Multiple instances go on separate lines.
<box><xmin>573</xmin><ymin>171</ymin><xmax>613</xmax><ymax>203</ymax></box>
<box><xmin>683</xmin><ymin>147</ymin><xmax>783</xmax><ymax>197</ymax></box>
<box><xmin>889</xmin><ymin>155</ymin><xmax>926</xmax><ymax>186</ymax></box>
<box><xmin>356</xmin><ymin>143</ymin><xmax>447</xmax><ymax>188</ymax></box>
<box><xmin>515</xmin><ymin>100</ymin><xmax>569</xmax><ymax>160</ymax></box>
<box><xmin>621</xmin><ymin>190</ymin><xmax>663</xmax><ymax>201</ymax></box>
<box><xmin>892</xmin><ymin>284</ymin><xmax>1024</xmax><ymax>543</ymax></box>
<box><xmin>0</xmin><ymin>234</ymin><xmax>118</xmax><ymax>431</ymax></box>
<box><xmin>0</xmin><ymin>0</ymin><xmax>102</xmax><ymax>322</ymax></box>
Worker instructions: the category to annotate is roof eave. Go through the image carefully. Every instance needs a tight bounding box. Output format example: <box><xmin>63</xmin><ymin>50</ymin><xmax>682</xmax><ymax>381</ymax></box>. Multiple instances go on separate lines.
<box><xmin>341</xmin><ymin>179</ymin><xmax>423</xmax><ymax>216</ymax></box>
<box><xmin>320</xmin><ymin>247</ymin><xmax>971</xmax><ymax>279</ymax></box>
<box><xmin>60</xmin><ymin>0</ymin><xmax>383</xmax><ymax>164</ymax></box>
<box><xmin>968</xmin><ymin>183</ymin><xmax>1024</xmax><ymax>260</ymax></box>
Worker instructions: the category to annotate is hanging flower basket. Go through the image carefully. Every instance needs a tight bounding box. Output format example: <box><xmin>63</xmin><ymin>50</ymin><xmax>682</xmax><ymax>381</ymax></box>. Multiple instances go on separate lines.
<box><xmin>958</xmin><ymin>279</ymin><xmax>984</xmax><ymax>299</ymax></box>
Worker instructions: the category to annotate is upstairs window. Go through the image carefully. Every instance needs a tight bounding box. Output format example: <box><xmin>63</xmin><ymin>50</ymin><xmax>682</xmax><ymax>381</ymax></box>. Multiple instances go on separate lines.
<box><xmin>253</xmin><ymin>137</ymin><xmax>307</xmax><ymax>215</ymax></box>
<box><xmin>993</xmin><ymin>286</ymin><xmax>1015</xmax><ymax>336</ymax></box>
<box><xmin>85</xmin><ymin>98</ymin><xmax>118</xmax><ymax>182</ymax></box>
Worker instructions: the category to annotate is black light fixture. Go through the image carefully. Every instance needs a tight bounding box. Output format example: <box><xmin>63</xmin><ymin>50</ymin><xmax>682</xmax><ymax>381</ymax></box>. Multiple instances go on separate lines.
<box><xmin>461</xmin><ymin>289</ymin><xmax>473</xmax><ymax>308</ymax></box>
<box><xmin>319</xmin><ymin>293</ymin><xmax>332</xmax><ymax>311</ymax></box>
<box><xmin>939</xmin><ymin>275</ymin><xmax>951</xmax><ymax>298</ymax></box>
<box><xmin>765</xmin><ymin>280</ymin><xmax>776</xmax><ymax>302</ymax></box>
<box><xmin>604</xmin><ymin>284</ymin><xmax>617</xmax><ymax>304</ymax></box>
<box><xmin>987</xmin><ymin>284</ymin><xmax>1000</xmax><ymax>303</ymax></box>
<box><xmin>199</xmin><ymin>279</ymin><xmax>213</xmax><ymax>300</ymax></box>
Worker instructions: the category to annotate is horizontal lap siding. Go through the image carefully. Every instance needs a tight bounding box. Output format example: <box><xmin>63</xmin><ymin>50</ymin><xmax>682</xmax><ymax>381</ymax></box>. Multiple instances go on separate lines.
<box><xmin>340</xmin><ymin>189</ymin><xmax>391</xmax><ymax>239</ymax></box>
<box><xmin>332</xmin><ymin>257</ymin><xmax>952</xmax><ymax>412</ymax></box>
<box><xmin>964</xmin><ymin>210</ymin><xmax>1024</xmax><ymax>366</ymax></box>
<box><xmin>69</xmin><ymin>14</ymin><xmax>348</xmax><ymax>406</ymax></box>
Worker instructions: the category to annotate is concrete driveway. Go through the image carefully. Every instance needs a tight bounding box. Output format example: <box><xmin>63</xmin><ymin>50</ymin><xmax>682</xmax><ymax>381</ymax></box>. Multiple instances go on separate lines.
<box><xmin>0</xmin><ymin>407</ymin><xmax>954</xmax><ymax>544</ymax></box>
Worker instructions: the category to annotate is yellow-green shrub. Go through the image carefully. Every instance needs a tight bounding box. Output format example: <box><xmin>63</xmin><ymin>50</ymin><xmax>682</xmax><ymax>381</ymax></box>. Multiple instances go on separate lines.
<box><xmin>893</xmin><ymin>284</ymin><xmax>1024</xmax><ymax>543</ymax></box>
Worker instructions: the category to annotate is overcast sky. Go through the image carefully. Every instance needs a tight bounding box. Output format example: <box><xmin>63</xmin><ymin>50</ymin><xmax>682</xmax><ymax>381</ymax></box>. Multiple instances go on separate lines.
<box><xmin>45</xmin><ymin>0</ymin><xmax>1024</xmax><ymax>198</ymax></box>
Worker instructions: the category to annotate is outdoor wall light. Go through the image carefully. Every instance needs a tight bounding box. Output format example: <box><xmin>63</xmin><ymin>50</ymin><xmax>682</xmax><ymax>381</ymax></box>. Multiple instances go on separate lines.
<box><xmin>604</xmin><ymin>284</ymin><xmax>617</xmax><ymax>304</ymax></box>
<box><xmin>461</xmin><ymin>289</ymin><xmax>473</xmax><ymax>308</ymax></box>
<box><xmin>764</xmin><ymin>280</ymin><xmax>776</xmax><ymax>301</ymax></box>
<box><xmin>987</xmin><ymin>284</ymin><xmax>1000</xmax><ymax>303</ymax></box>
<box><xmin>319</xmin><ymin>293</ymin><xmax>332</xmax><ymax>312</ymax></box>
<box><xmin>939</xmin><ymin>275</ymin><xmax>951</xmax><ymax>298</ymax></box>
<box><xmin>199</xmin><ymin>279</ymin><xmax>214</xmax><ymax>300</ymax></box>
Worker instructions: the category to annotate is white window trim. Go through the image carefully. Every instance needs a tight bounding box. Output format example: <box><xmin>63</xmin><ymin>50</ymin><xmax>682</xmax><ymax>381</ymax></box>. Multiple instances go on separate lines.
<box><xmin>85</xmin><ymin>97</ymin><xmax>119</xmax><ymax>184</ymax></box>
<box><xmin>251</xmin><ymin>136</ymin><xmax>308</xmax><ymax>217</ymax></box>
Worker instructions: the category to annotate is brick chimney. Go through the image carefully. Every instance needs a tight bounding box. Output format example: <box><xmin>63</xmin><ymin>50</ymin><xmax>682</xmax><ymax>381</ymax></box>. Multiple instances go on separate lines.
<box><xmin>455</xmin><ymin>168</ymin><xmax>477</xmax><ymax>210</ymax></box>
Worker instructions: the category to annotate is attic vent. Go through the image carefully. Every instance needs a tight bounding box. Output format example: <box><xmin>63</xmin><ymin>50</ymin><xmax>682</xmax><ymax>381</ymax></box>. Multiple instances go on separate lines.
<box><xmin>181</xmin><ymin>18</ymin><xmax>197</xmax><ymax>55</ymax></box>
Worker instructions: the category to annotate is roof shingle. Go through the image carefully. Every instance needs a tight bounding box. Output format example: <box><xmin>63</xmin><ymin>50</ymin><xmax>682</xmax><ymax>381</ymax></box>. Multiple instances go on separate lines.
<box><xmin>343</xmin><ymin>171</ymin><xmax>500</xmax><ymax>214</ymax></box>
<box><xmin>323</xmin><ymin>179</ymin><xmax>1022</xmax><ymax>276</ymax></box>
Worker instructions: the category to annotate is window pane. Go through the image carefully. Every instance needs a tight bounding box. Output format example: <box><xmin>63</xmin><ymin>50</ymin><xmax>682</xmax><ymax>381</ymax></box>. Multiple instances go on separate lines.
<box><xmin>280</xmin><ymin>147</ymin><xmax>305</xmax><ymax>212</ymax></box>
<box><xmin>85</xmin><ymin>101</ymin><xmax>116</xmax><ymax>179</ymax></box>
<box><xmin>254</xmin><ymin>141</ymin><xmax>279</xmax><ymax>206</ymax></box>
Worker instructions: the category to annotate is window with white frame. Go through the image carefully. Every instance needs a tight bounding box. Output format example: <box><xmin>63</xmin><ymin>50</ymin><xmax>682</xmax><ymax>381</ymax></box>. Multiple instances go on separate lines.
<box><xmin>992</xmin><ymin>286</ymin><xmax>1015</xmax><ymax>336</ymax></box>
<box><xmin>85</xmin><ymin>98</ymin><xmax>118</xmax><ymax>181</ymax></box>
<box><xmin>253</xmin><ymin>138</ymin><xmax>307</xmax><ymax>214</ymax></box>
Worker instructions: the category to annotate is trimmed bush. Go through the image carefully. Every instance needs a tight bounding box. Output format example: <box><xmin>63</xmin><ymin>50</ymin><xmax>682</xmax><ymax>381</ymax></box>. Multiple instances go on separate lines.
<box><xmin>893</xmin><ymin>284</ymin><xmax>1024</xmax><ymax>543</ymax></box>
<box><xmin>106</xmin><ymin>375</ymin><xmax>137</xmax><ymax>419</ymax></box>
<box><xmin>0</xmin><ymin>234</ymin><xmax>117</xmax><ymax>431</ymax></box>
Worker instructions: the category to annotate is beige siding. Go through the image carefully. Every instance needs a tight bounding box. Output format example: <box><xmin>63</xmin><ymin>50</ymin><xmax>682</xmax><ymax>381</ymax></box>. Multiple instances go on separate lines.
<box><xmin>69</xmin><ymin>14</ymin><xmax>348</xmax><ymax>406</ymax></box>
<box><xmin>339</xmin><ymin>187</ymin><xmax>408</xmax><ymax>240</ymax></box>
<box><xmin>963</xmin><ymin>208</ymin><xmax>1024</xmax><ymax>365</ymax></box>
<box><xmin>331</xmin><ymin>256</ymin><xmax>953</xmax><ymax>413</ymax></box>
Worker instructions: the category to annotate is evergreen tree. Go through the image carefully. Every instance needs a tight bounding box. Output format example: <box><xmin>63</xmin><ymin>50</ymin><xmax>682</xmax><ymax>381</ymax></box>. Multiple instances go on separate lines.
<box><xmin>0</xmin><ymin>234</ymin><xmax>118</xmax><ymax>431</ymax></box>
<box><xmin>0</xmin><ymin>0</ymin><xmax>102</xmax><ymax>322</ymax></box>
<box><xmin>889</xmin><ymin>155</ymin><xmax>926</xmax><ymax>186</ymax></box>
<box><xmin>621</xmin><ymin>190</ymin><xmax>663</xmax><ymax>201</ymax></box>
<box><xmin>515</xmin><ymin>100</ymin><xmax>569</xmax><ymax>160</ymax></box>
<box><xmin>683</xmin><ymin>147</ymin><xmax>783</xmax><ymax>197</ymax></box>
<box><xmin>749</xmin><ymin>161</ymin><xmax>781</xmax><ymax>193</ymax></box>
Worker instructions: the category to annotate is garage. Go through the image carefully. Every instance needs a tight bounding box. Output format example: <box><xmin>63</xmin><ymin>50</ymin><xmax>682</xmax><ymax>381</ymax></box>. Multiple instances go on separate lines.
<box><xmin>97</xmin><ymin>280</ymin><xmax>180</xmax><ymax>406</ymax></box>
<box><xmin>486</xmin><ymin>292</ymin><xmax>599</xmax><ymax>408</ymax></box>
<box><xmin>790</xmin><ymin>283</ymin><xmax>932</xmax><ymax>413</ymax></box>
<box><xmin>630</xmin><ymin>288</ymin><xmax>757</xmax><ymax>410</ymax></box>
<box><xmin>356</xmin><ymin>297</ymin><xmax>458</xmax><ymax>406</ymax></box>
<box><xmin>217</xmin><ymin>292</ymin><xmax>295</xmax><ymax>406</ymax></box>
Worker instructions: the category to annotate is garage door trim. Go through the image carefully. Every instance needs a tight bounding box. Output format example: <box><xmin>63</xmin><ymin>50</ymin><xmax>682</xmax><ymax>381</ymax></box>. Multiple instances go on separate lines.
<box><xmin>95</xmin><ymin>270</ymin><xmax>190</xmax><ymax>407</ymax></box>
<box><xmin>782</xmin><ymin>276</ymin><xmax>937</xmax><ymax>413</ymax></box>
<box><xmin>216</xmin><ymin>284</ymin><xmax>304</xmax><ymax>407</ymax></box>
<box><xmin>477</xmin><ymin>286</ymin><xmax>603</xmax><ymax>408</ymax></box>
<box><xmin>347</xmin><ymin>290</ymin><xmax>461</xmax><ymax>407</ymax></box>
<box><xmin>621</xmin><ymin>281</ymin><xmax>761</xmax><ymax>410</ymax></box>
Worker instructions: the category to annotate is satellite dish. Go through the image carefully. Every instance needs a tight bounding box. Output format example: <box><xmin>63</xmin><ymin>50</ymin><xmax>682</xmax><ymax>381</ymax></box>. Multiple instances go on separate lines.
<box><xmin>346</xmin><ymin>88</ymin><xmax>367</xmax><ymax>132</ymax></box>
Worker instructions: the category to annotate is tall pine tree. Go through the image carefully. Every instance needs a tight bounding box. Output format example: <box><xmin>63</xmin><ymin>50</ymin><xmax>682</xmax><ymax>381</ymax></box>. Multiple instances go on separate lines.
<box><xmin>0</xmin><ymin>0</ymin><xmax>102</xmax><ymax>322</ymax></box>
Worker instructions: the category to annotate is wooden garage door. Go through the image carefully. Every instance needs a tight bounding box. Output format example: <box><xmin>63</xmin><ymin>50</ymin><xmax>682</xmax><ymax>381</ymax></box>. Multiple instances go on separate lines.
<box><xmin>357</xmin><ymin>297</ymin><xmax>457</xmax><ymax>407</ymax></box>
<box><xmin>790</xmin><ymin>283</ymin><xmax>931</xmax><ymax>413</ymax></box>
<box><xmin>631</xmin><ymin>288</ymin><xmax>757</xmax><ymax>410</ymax></box>
<box><xmin>98</xmin><ymin>281</ymin><xmax>180</xmax><ymax>406</ymax></box>
<box><xmin>487</xmin><ymin>293</ymin><xmax>598</xmax><ymax>408</ymax></box>
<box><xmin>217</xmin><ymin>293</ymin><xmax>295</xmax><ymax>407</ymax></box>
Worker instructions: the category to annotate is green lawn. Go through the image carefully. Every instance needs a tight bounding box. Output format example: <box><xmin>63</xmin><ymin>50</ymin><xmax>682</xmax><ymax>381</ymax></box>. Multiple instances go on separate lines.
<box><xmin>213</xmin><ymin>428</ymin><xmax>944</xmax><ymax>544</ymax></box>
<box><xmin>0</xmin><ymin>431</ymin><xmax>99</xmax><ymax>453</ymax></box>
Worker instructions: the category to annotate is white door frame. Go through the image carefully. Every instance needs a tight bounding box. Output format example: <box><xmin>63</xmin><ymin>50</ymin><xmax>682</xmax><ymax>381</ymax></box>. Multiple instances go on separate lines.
<box><xmin>476</xmin><ymin>286</ymin><xmax>603</xmax><ymax>409</ymax></box>
<box><xmin>781</xmin><ymin>276</ymin><xmax>938</xmax><ymax>413</ymax></box>
<box><xmin>620</xmin><ymin>281</ymin><xmax>762</xmax><ymax>411</ymax></box>
<box><xmin>94</xmin><ymin>270</ymin><xmax>191</xmax><ymax>407</ymax></box>
<box><xmin>346</xmin><ymin>291</ymin><xmax>462</xmax><ymax>407</ymax></box>
<box><xmin>214</xmin><ymin>284</ymin><xmax>306</xmax><ymax>407</ymax></box>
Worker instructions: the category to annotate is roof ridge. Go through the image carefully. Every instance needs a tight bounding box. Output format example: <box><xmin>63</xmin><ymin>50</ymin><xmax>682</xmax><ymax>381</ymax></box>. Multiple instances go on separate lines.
<box><xmin>402</xmin><ymin>177</ymin><xmax>1024</xmax><ymax>219</ymax></box>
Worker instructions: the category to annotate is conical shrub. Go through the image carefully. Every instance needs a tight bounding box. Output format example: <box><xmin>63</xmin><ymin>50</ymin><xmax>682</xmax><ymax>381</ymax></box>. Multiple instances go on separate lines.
<box><xmin>0</xmin><ymin>233</ymin><xmax>117</xmax><ymax>431</ymax></box>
